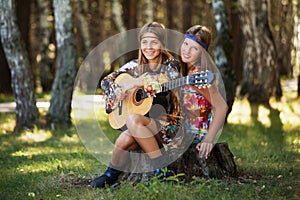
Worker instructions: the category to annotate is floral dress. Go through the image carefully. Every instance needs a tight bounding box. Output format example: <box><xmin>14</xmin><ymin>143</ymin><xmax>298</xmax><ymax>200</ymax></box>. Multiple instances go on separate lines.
<box><xmin>101</xmin><ymin>59</ymin><xmax>181</xmax><ymax>144</ymax></box>
<box><xmin>180</xmin><ymin>66</ymin><xmax>212</xmax><ymax>144</ymax></box>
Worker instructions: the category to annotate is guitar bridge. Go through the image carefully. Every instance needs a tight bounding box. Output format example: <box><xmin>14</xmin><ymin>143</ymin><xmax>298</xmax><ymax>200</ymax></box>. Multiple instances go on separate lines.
<box><xmin>118</xmin><ymin>101</ymin><xmax>122</xmax><ymax>115</ymax></box>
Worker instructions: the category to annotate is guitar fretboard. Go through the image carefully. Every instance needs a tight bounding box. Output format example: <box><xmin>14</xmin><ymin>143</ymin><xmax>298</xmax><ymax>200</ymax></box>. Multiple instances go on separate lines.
<box><xmin>161</xmin><ymin>77</ymin><xmax>188</xmax><ymax>92</ymax></box>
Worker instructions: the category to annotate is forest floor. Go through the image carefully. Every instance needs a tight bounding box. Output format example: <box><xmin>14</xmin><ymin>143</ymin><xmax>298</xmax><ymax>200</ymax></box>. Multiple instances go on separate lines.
<box><xmin>0</xmin><ymin>77</ymin><xmax>299</xmax><ymax>199</ymax></box>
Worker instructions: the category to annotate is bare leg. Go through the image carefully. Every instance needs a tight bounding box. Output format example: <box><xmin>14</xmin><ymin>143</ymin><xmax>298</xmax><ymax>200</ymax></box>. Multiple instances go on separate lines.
<box><xmin>126</xmin><ymin>114</ymin><xmax>162</xmax><ymax>159</ymax></box>
<box><xmin>111</xmin><ymin>129</ymin><xmax>139</xmax><ymax>167</ymax></box>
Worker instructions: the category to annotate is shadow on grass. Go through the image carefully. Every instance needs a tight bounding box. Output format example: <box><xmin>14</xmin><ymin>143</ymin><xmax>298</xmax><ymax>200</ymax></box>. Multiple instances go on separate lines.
<box><xmin>1</xmin><ymin>100</ymin><xmax>300</xmax><ymax>199</ymax></box>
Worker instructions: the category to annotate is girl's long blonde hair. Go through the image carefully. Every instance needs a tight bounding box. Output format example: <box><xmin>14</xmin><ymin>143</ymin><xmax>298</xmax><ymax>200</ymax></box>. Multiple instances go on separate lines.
<box><xmin>137</xmin><ymin>22</ymin><xmax>174</xmax><ymax>74</ymax></box>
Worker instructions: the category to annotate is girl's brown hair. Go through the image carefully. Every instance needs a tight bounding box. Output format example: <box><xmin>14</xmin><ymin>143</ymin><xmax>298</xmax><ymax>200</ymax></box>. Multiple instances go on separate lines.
<box><xmin>186</xmin><ymin>25</ymin><xmax>212</xmax><ymax>48</ymax></box>
<box><xmin>180</xmin><ymin>25</ymin><xmax>212</xmax><ymax>76</ymax></box>
<box><xmin>137</xmin><ymin>22</ymin><xmax>173</xmax><ymax>74</ymax></box>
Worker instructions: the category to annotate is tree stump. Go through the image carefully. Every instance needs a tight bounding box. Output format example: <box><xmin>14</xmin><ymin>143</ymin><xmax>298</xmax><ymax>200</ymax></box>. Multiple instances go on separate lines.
<box><xmin>117</xmin><ymin>142</ymin><xmax>237</xmax><ymax>185</ymax></box>
<box><xmin>169</xmin><ymin>142</ymin><xmax>237</xmax><ymax>182</ymax></box>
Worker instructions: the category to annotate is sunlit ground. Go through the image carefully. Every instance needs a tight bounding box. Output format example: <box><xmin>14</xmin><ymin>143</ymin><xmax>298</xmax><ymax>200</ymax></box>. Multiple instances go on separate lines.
<box><xmin>0</xmin><ymin>83</ymin><xmax>300</xmax><ymax>199</ymax></box>
<box><xmin>228</xmin><ymin>92</ymin><xmax>300</xmax><ymax>129</ymax></box>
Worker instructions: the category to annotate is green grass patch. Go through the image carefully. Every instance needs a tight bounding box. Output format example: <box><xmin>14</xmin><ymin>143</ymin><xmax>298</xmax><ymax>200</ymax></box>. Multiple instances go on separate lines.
<box><xmin>0</xmin><ymin>92</ymin><xmax>51</xmax><ymax>103</ymax></box>
<box><xmin>0</xmin><ymin>92</ymin><xmax>299</xmax><ymax>199</ymax></box>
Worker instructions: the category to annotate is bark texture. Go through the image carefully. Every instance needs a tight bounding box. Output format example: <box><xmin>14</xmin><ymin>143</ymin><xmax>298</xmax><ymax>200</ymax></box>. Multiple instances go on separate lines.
<box><xmin>212</xmin><ymin>0</ymin><xmax>237</xmax><ymax>120</ymax></box>
<box><xmin>118</xmin><ymin>143</ymin><xmax>237</xmax><ymax>185</ymax></box>
<box><xmin>0</xmin><ymin>0</ymin><xmax>38</xmax><ymax>131</ymax></box>
<box><xmin>239</xmin><ymin>0</ymin><xmax>278</xmax><ymax>104</ymax></box>
<box><xmin>47</xmin><ymin>0</ymin><xmax>77</xmax><ymax>127</ymax></box>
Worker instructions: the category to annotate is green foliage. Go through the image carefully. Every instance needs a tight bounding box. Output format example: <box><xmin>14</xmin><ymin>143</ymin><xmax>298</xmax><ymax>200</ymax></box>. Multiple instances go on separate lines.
<box><xmin>0</xmin><ymin>93</ymin><xmax>15</xmax><ymax>103</ymax></box>
<box><xmin>0</xmin><ymin>92</ymin><xmax>299</xmax><ymax>200</ymax></box>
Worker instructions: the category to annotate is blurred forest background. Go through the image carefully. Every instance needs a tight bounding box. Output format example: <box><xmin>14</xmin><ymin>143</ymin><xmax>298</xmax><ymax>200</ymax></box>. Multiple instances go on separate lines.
<box><xmin>0</xmin><ymin>0</ymin><xmax>299</xmax><ymax>131</ymax></box>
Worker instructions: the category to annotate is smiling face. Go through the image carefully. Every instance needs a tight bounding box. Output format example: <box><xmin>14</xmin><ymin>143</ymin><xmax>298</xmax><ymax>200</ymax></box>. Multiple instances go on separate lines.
<box><xmin>140</xmin><ymin>32</ymin><xmax>162</xmax><ymax>63</ymax></box>
<box><xmin>180</xmin><ymin>38</ymin><xmax>202</xmax><ymax>67</ymax></box>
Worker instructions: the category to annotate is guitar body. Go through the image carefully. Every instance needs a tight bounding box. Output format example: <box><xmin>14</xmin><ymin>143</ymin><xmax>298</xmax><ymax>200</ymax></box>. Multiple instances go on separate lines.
<box><xmin>108</xmin><ymin>73</ymin><xmax>153</xmax><ymax>129</ymax></box>
<box><xmin>107</xmin><ymin>70</ymin><xmax>214</xmax><ymax>129</ymax></box>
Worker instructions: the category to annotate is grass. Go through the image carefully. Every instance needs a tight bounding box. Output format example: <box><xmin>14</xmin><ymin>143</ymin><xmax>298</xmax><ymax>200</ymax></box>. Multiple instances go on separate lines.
<box><xmin>0</xmin><ymin>90</ymin><xmax>299</xmax><ymax>200</ymax></box>
<box><xmin>0</xmin><ymin>92</ymin><xmax>51</xmax><ymax>103</ymax></box>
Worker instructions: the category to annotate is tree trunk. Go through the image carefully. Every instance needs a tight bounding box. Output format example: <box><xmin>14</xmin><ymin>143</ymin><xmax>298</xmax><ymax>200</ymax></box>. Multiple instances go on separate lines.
<box><xmin>294</xmin><ymin>1</ymin><xmax>300</xmax><ymax>97</ymax></box>
<box><xmin>298</xmin><ymin>75</ymin><xmax>300</xmax><ymax>97</ymax></box>
<box><xmin>0</xmin><ymin>0</ymin><xmax>38</xmax><ymax>131</ymax></box>
<box><xmin>112</xmin><ymin>0</ymin><xmax>126</xmax><ymax>32</ymax></box>
<box><xmin>118</xmin><ymin>143</ymin><xmax>237</xmax><ymax>185</ymax></box>
<box><xmin>0</xmin><ymin>43</ymin><xmax>11</xmax><ymax>93</ymax></box>
<box><xmin>144</xmin><ymin>0</ymin><xmax>154</xmax><ymax>23</ymax></box>
<box><xmin>73</xmin><ymin>0</ymin><xmax>96</xmax><ymax>92</ymax></box>
<box><xmin>122</xmin><ymin>0</ymin><xmax>138</xmax><ymax>63</ymax></box>
<box><xmin>112</xmin><ymin>0</ymin><xmax>127</xmax><ymax>66</ymax></box>
<box><xmin>123</xmin><ymin>0</ymin><xmax>137</xmax><ymax>29</ymax></box>
<box><xmin>36</xmin><ymin>0</ymin><xmax>54</xmax><ymax>92</ymax></box>
<box><xmin>182</xmin><ymin>0</ymin><xmax>192</xmax><ymax>32</ymax></box>
<box><xmin>47</xmin><ymin>0</ymin><xmax>78</xmax><ymax>127</ymax></box>
<box><xmin>212</xmin><ymin>0</ymin><xmax>237</xmax><ymax>121</ymax></box>
<box><xmin>165</xmin><ymin>0</ymin><xmax>182</xmax><ymax>31</ymax></box>
<box><xmin>270</xmin><ymin>0</ymin><xmax>293</xmax><ymax>99</ymax></box>
<box><xmin>239</xmin><ymin>0</ymin><xmax>278</xmax><ymax>104</ymax></box>
<box><xmin>227</xmin><ymin>0</ymin><xmax>244</xmax><ymax>83</ymax></box>
<box><xmin>170</xmin><ymin>143</ymin><xmax>237</xmax><ymax>182</ymax></box>
<box><xmin>15</xmin><ymin>0</ymin><xmax>30</xmax><ymax>54</ymax></box>
<box><xmin>74</xmin><ymin>0</ymin><xmax>90</xmax><ymax>57</ymax></box>
<box><xmin>271</xmin><ymin>0</ymin><xmax>293</xmax><ymax>77</ymax></box>
<box><xmin>153</xmin><ymin>0</ymin><xmax>167</xmax><ymax>26</ymax></box>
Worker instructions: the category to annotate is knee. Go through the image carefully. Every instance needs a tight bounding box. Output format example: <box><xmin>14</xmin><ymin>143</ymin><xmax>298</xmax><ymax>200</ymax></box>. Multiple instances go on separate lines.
<box><xmin>115</xmin><ymin>131</ymin><xmax>135</xmax><ymax>150</ymax></box>
<box><xmin>126</xmin><ymin>114</ymin><xmax>143</xmax><ymax>129</ymax></box>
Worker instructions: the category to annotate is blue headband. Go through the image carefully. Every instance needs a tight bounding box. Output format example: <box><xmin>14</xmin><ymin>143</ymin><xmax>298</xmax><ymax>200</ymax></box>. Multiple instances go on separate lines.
<box><xmin>185</xmin><ymin>34</ymin><xmax>208</xmax><ymax>51</ymax></box>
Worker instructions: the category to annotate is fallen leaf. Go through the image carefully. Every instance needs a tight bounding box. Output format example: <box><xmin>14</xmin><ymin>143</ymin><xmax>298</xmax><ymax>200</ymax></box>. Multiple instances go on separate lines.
<box><xmin>277</xmin><ymin>175</ymin><xmax>283</xmax><ymax>179</ymax></box>
<box><xmin>28</xmin><ymin>192</ymin><xmax>35</xmax><ymax>197</ymax></box>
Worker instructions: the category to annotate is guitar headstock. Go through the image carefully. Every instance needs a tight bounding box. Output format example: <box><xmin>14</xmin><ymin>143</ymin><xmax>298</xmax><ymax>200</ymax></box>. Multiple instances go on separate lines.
<box><xmin>188</xmin><ymin>70</ymin><xmax>214</xmax><ymax>88</ymax></box>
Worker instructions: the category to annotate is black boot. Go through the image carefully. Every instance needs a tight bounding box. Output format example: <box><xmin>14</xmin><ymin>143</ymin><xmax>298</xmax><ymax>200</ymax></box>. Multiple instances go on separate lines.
<box><xmin>150</xmin><ymin>154</ymin><xmax>174</xmax><ymax>179</ymax></box>
<box><xmin>91</xmin><ymin>164</ymin><xmax>122</xmax><ymax>188</ymax></box>
<box><xmin>154</xmin><ymin>166</ymin><xmax>174</xmax><ymax>178</ymax></box>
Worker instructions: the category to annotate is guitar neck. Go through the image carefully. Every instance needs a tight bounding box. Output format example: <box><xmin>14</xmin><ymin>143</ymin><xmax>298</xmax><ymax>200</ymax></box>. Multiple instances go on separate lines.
<box><xmin>161</xmin><ymin>76</ymin><xmax>188</xmax><ymax>92</ymax></box>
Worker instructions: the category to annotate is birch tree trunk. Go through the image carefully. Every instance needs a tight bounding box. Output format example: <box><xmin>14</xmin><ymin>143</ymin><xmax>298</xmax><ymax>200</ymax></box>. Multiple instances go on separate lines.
<box><xmin>36</xmin><ymin>0</ymin><xmax>53</xmax><ymax>92</ymax></box>
<box><xmin>238</xmin><ymin>0</ymin><xmax>278</xmax><ymax>104</ymax></box>
<box><xmin>0</xmin><ymin>0</ymin><xmax>38</xmax><ymax>131</ymax></box>
<box><xmin>112</xmin><ymin>0</ymin><xmax>126</xmax><ymax>32</ymax></box>
<box><xmin>47</xmin><ymin>0</ymin><xmax>77</xmax><ymax>127</ymax></box>
<box><xmin>212</xmin><ymin>0</ymin><xmax>237</xmax><ymax>120</ymax></box>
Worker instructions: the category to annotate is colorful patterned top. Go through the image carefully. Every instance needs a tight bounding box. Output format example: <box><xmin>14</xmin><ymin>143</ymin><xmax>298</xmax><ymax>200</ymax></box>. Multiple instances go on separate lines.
<box><xmin>100</xmin><ymin>59</ymin><xmax>181</xmax><ymax>144</ymax></box>
<box><xmin>180</xmin><ymin>66</ymin><xmax>212</xmax><ymax>144</ymax></box>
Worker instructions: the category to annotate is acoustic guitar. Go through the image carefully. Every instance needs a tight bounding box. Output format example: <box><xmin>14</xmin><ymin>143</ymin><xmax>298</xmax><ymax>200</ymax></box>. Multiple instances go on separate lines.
<box><xmin>108</xmin><ymin>70</ymin><xmax>214</xmax><ymax>129</ymax></box>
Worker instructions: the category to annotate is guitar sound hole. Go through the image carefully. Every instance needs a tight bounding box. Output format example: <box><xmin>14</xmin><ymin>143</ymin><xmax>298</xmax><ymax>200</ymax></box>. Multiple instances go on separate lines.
<box><xmin>135</xmin><ymin>89</ymin><xmax>144</xmax><ymax>102</ymax></box>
